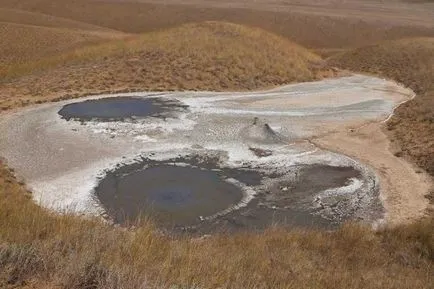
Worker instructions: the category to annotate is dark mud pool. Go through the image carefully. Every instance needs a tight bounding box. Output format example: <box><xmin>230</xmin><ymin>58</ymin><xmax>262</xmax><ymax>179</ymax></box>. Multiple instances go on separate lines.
<box><xmin>58</xmin><ymin>96</ymin><xmax>187</xmax><ymax>121</ymax></box>
<box><xmin>96</xmin><ymin>165</ymin><xmax>244</xmax><ymax>226</ymax></box>
<box><xmin>95</xmin><ymin>156</ymin><xmax>380</xmax><ymax>234</ymax></box>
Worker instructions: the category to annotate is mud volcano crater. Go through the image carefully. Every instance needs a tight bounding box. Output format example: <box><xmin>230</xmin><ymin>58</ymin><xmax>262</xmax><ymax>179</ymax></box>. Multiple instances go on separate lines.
<box><xmin>58</xmin><ymin>96</ymin><xmax>187</xmax><ymax>121</ymax></box>
<box><xmin>95</xmin><ymin>155</ymin><xmax>262</xmax><ymax>227</ymax></box>
<box><xmin>94</xmin><ymin>154</ymin><xmax>378</xmax><ymax>234</ymax></box>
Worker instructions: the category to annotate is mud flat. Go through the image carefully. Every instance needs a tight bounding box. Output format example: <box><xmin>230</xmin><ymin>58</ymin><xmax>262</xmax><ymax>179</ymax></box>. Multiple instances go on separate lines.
<box><xmin>0</xmin><ymin>75</ymin><xmax>429</xmax><ymax>232</ymax></box>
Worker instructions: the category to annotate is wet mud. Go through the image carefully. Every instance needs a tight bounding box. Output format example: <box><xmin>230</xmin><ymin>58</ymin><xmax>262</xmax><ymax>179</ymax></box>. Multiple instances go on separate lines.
<box><xmin>95</xmin><ymin>155</ymin><xmax>379</xmax><ymax>234</ymax></box>
<box><xmin>58</xmin><ymin>96</ymin><xmax>187</xmax><ymax>121</ymax></box>
<box><xmin>97</xmin><ymin>164</ymin><xmax>244</xmax><ymax>226</ymax></box>
<box><xmin>0</xmin><ymin>75</ymin><xmax>402</xmax><ymax>233</ymax></box>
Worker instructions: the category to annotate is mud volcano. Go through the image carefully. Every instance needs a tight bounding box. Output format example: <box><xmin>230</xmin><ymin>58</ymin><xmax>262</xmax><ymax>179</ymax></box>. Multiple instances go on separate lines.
<box><xmin>95</xmin><ymin>157</ymin><xmax>262</xmax><ymax>227</ymax></box>
<box><xmin>94</xmin><ymin>154</ymin><xmax>380</xmax><ymax>234</ymax></box>
<box><xmin>0</xmin><ymin>75</ymin><xmax>413</xmax><ymax>233</ymax></box>
<box><xmin>242</xmin><ymin>117</ymin><xmax>285</xmax><ymax>144</ymax></box>
<box><xmin>58</xmin><ymin>96</ymin><xmax>187</xmax><ymax>121</ymax></box>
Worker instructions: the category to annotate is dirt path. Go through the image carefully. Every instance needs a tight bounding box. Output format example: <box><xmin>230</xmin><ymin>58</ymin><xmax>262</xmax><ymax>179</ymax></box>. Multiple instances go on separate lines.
<box><xmin>313</xmin><ymin>123</ymin><xmax>432</xmax><ymax>226</ymax></box>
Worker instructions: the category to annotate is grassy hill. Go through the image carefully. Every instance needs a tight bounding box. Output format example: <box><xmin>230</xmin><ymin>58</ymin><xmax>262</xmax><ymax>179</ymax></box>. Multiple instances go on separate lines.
<box><xmin>1</xmin><ymin>0</ymin><xmax>434</xmax><ymax>49</ymax></box>
<box><xmin>0</xmin><ymin>21</ymin><xmax>336</xmax><ymax>110</ymax></box>
<box><xmin>0</xmin><ymin>6</ymin><xmax>126</xmax><ymax>79</ymax></box>
<box><xmin>0</xmin><ymin>22</ymin><xmax>123</xmax><ymax>67</ymax></box>
<box><xmin>328</xmin><ymin>38</ymin><xmax>434</xmax><ymax>93</ymax></box>
<box><xmin>329</xmin><ymin>38</ymin><xmax>434</xmax><ymax>176</ymax></box>
<box><xmin>0</xmin><ymin>7</ymin><xmax>123</xmax><ymax>32</ymax></box>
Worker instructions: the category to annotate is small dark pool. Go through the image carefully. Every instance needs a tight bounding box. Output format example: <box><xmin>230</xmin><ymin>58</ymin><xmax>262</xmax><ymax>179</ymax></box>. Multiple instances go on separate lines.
<box><xmin>96</xmin><ymin>163</ymin><xmax>247</xmax><ymax>226</ymax></box>
<box><xmin>58</xmin><ymin>97</ymin><xmax>187</xmax><ymax>121</ymax></box>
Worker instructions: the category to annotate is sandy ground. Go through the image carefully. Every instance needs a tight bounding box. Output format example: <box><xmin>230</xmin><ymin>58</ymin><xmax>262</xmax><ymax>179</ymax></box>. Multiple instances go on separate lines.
<box><xmin>0</xmin><ymin>75</ymin><xmax>430</xmax><ymax>226</ymax></box>
<box><xmin>313</xmin><ymin>123</ymin><xmax>432</xmax><ymax>226</ymax></box>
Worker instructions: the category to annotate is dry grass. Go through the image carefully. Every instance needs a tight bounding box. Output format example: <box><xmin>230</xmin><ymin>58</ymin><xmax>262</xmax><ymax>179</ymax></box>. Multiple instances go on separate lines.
<box><xmin>329</xmin><ymin>38</ymin><xmax>434</xmax><ymax>176</ymax></box>
<box><xmin>1</xmin><ymin>0</ymin><xmax>434</xmax><ymax>49</ymax></box>
<box><xmin>0</xmin><ymin>22</ymin><xmax>123</xmax><ymax>69</ymax></box>
<box><xmin>0</xmin><ymin>7</ymin><xmax>122</xmax><ymax>32</ymax></box>
<box><xmin>0</xmin><ymin>2</ymin><xmax>433</xmax><ymax>288</ymax></box>
<box><xmin>328</xmin><ymin>38</ymin><xmax>434</xmax><ymax>93</ymax></box>
<box><xmin>0</xmin><ymin>165</ymin><xmax>432</xmax><ymax>289</ymax></box>
<box><xmin>0</xmin><ymin>21</ymin><xmax>336</xmax><ymax>110</ymax></box>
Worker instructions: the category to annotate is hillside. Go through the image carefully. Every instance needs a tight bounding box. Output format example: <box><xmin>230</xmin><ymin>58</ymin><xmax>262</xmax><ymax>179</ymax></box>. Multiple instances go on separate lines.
<box><xmin>0</xmin><ymin>22</ymin><xmax>123</xmax><ymax>68</ymax></box>
<box><xmin>0</xmin><ymin>7</ymin><xmax>123</xmax><ymax>32</ymax></box>
<box><xmin>329</xmin><ymin>38</ymin><xmax>434</xmax><ymax>177</ymax></box>
<box><xmin>1</xmin><ymin>0</ymin><xmax>434</xmax><ymax>49</ymax></box>
<box><xmin>0</xmin><ymin>2</ymin><xmax>433</xmax><ymax>289</ymax></box>
<box><xmin>329</xmin><ymin>38</ymin><xmax>434</xmax><ymax>93</ymax></box>
<box><xmin>0</xmin><ymin>6</ymin><xmax>126</xmax><ymax>80</ymax></box>
<box><xmin>0</xmin><ymin>21</ymin><xmax>336</xmax><ymax>110</ymax></box>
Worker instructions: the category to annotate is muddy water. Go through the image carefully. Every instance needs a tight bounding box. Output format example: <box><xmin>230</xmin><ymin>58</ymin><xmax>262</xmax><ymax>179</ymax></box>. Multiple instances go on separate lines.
<box><xmin>95</xmin><ymin>156</ymin><xmax>373</xmax><ymax>234</ymax></box>
<box><xmin>189</xmin><ymin>164</ymin><xmax>375</xmax><ymax>234</ymax></box>
<box><xmin>96</xmin><ymin>165</ymin><xmax>244</xmax><ymax>225</ymax></box>
<box><xmin>58</xmin><ymin>97</ymin><xmax>187</xmax><ymax>121</ymax></box>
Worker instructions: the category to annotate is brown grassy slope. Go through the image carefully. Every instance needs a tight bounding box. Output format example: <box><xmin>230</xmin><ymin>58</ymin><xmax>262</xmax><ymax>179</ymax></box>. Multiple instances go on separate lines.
<box><xmin>0</xmin><ymin>7</ymin><xmax>123</xmax><ymax>32</ymax></box>
<box><xmin>0</xmin><ymin>165</ymin><xmax>432</xmax><ymax>289</ymax></box>
<box><xmin>136</xmin><ymin>0</ymin><xmax>434</xmax><ymax>25</ymax></box>
<box><xmin>0</xmin><ymin>22</ymin><xmax>123</xmax><ymax>68</ymax></box>
<box><xmin>1</xmin><ymin>0</ymin><xmax>434</xmax><ymax>49</ymax></box>
<box><xmin>0</xmin><ymin>22</ymin><xmax>335</xmax><ymax>110</ymax></box>
<box><xmin>329</xmin><ymin>38</ymin><xmax>434</xmax><ymax>176</ymax></box>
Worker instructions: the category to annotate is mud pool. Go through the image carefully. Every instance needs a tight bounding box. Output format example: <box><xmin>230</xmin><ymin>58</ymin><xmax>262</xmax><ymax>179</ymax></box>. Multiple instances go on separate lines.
<box><xmin>96</xmin><ymin>159</ymin><xmax>246</xmax><ymax>227</ymax></box>
<box><xmin>58</xmin><ymin>96</ymin><xmax>187</xmax><ymax>121</ymax></box>
<box><xmin>95</xmin><ymin>154</ymin><xmax>377</xmax><ymax>233</ymax></box>
<box><xmin>0</xmin><ymin>75</ymin><xmax>413</xmax><ymax>233</ymax></box>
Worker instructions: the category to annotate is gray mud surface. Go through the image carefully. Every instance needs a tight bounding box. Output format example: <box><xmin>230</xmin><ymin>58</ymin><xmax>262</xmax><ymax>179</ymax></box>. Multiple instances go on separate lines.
<box><xmin>58</xmin><ymin>97</ymin><xmax>187</xmax><ymax>121</ymax></box>
<box><xmin>96</xmin><ymin>159</ymin><xmax>246</xmax><ymax>226</ymax></box>
<box><xmin>0</xmin><ymin>75</ymin><xmax>412</xmax><ymax>234</ymax></box>
<box><xmin>95</xmin><ymin>155</ymin><xmax>382</xmax><ymax>234</ymax></box>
